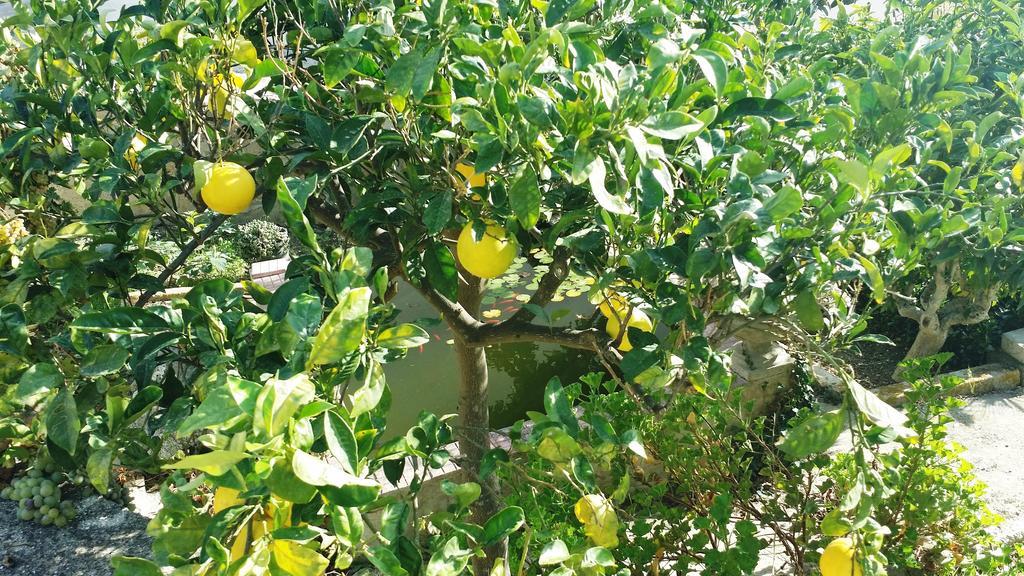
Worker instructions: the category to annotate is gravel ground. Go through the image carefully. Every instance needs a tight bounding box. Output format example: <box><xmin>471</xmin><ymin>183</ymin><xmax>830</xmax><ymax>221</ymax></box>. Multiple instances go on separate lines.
<box><xmin>0</xmin><ymin>482</ymin><xmax>160</xmax><ymax>576</ymax></box>
<box><xmin>947</xmin><ymin>388</ymin><xmax>1024</xmax><ymax>542</ymax></box>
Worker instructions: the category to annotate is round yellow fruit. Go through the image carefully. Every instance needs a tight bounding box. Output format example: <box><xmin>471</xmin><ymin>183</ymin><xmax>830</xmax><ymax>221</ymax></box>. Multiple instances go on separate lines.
<box><xmin>210</xmin><ymin>72</ymin><xmax>246</xmax><ymax>118</ymax></box>
<box><xmin>201</xmin><ymin>162</ymin><xmax>256</xmax><ymax>215</ymax></box>
<box><xmin>456</xmin><ymin>223</ymin><xmax>518</xmax><ymax>279</ymax></box>
<box><xmin>455</xmin><ymin>162</ymin><xmax>486</xmax><ymax>189</ymax></box>
<box><xmin>820</xmin><ymin>538</ymin><xmax>862</xmax><ymax>576</ymax></box>
<box><xmin>604</xmin><ymin>306</ymin><xmax>653</xmax><ymax>352</ymax></box>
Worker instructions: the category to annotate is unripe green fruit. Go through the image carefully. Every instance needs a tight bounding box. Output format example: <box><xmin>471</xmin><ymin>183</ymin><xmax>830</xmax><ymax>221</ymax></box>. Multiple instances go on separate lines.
<box><xmin>40</xmin><ymin>482</ymin><xmax>54</xmax><ymax>497</ymax></box>
<box><xmin>39</xmin><ymin>514</ymin><xmax>52</xmax><ymax>526</ymax></box>
<box><xmin>32</xmin><ymin>495</ymin><xmax>43</xmax><ymax>507</ymax></box>
<box><xmin>39</xmin><ymin>505</ymin><xmax>51</xmax><ymax>515</ymax></box>
<box><xmin>17</xmin><ymin>509</ymin><xmax>32</xmax><ymax>521</ymax></box>
<box><xmin>47</xmin><ymin>508</ymin><xmax>59</xmax><ymax>519</ymax></box>
<box><xmin>54</xmin><ymin>516</ymin><xmax>67</xmax><ymax>527</ymax></box>
<box><xmin>44</xmin><ymin>495</ymin><xmax>57</xmax><ymax>506</ymax></box>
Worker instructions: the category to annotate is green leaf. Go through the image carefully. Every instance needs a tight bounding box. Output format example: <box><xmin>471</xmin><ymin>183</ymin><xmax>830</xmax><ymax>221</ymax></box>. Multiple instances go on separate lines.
<box><xmin>192</xmin><ymin>160</ymin><xmax>214</xmax><ymax>191</ymax></box>
<box><xmin>423</xmin><ymin>242</ymin><xmax>458</xmax><ymax>301</ymax></box>
<box><xmin>163</xmin><ymin>450</ymin><xmax>249</xmax><ymax>476</ymax></box>
<box><xmin>641</xmin><ymin>111</ymin><xmax>704</xmax><ymax>140</ymax></box>
<box><xmin>123</xmin><ymin>386</ymin><xmax>163</xmax><ymax>427</ymax></box>
<box><xmin>266</xmin><ymin>460</ymin><xmax>317</xmax><ymax>503</ymax></box>
<box><xmin>238</xmin><ymin>0</ymin><xmax>266</xmax><ymax>23</ymax></box>
<box><xmin>545</xmin><ymin>0</ymin><xmax>580</xmax><ymax>26</ymax></box>
<box><xmin>254</xmin><ymin>374</ymin><xmax>316</xmax><ymax>438</ymax></box>
<box><xmin>481</xmin><ymin>506</ymin><xmax>526</xmax><ymax>547</ymax></box>
<box><xmin>821</xmin><ymin>508</ymin><xmax>853</xmax><ymax>537</ymax></box>
<box><xmin>793</xmin><ymin>291</ymin><xmax>825</xmax><ymax>333</ymax></box>
<box><xmin>585</xmin><ymin>154</ymin><xmax>631</xmax><ymax>215</ymax></box>
<box><xmin>426</xmin><ymin>536</ymin><xmax>472</xmax><ymax>576</ymax></box>
<box><xmin>778</xmin><ymin>410</ymin><xmax>843</xmax><ymax>459</ymax></box>
<box><xmin>178</xmin><ymin>374</ymin><xmax>261</xmax><ymax>436</ymax></box>
<box><xmin>539</xmin><ymin>540</ymin><xmax>571</xmax><ymax>565</ymax></box>
<box><xmin>325</xmin><ymin>410</ymin><xmax>359</xmax><ymax>474</ymax></box>
<box><xmin>112</xmin><ymin>557</ymin><xmax>162</xmax><ymax>576</ymax></box>
<box><xmin>350</xmin><ymin>362</ymin><xmax>387</xmax><ymax>419</ymax></box>
<box><xmin>693</xmin><ymin>49</ymin><xmax>727</xmax><ymax>98</ymax></box>
<box><xmin>857</xmin><ymin>256</ymin><xmax>885</xmax><ymax>304</ymax></box>
<box><xmin>719</xmin><ymin>97</ymin><xmax>796</xmax><ymax>122</ymax></box>
<box><xmin>387</xmin><ymin>49</ymin><xmax>422</xmax><ymax>97</ymax></box>
<box><xmin>835</xmin><ymin>159</ymin><xmax>870</xmax><ymax>196</ymax></box>
<box><xmin>543</xmin><ymin>377</ymin><xmax>579</xmax><ymax>436</ymax></box>
<box><xmin>322</xmin><ymin>49</ymin><xmax>360</xmax><ymax>87</ymax></box>
<box><xmin>308</xmin><ymin>287</ymin><xmax>371</xmax><ymax>368</ymax></box>
<box><xmin>15</xmin><ymin>363</ymin><xmax>62</xmax><ymax>406</ymax></box>
<box><xmin>762</xmin><ymin>186</ymin><xmax>803</xmax><ymax>222</ymax></box>
<box><xmin>277</xmin><ymin>177</ymin><xmax>321</xmax><ymax>256</ymax></box>
<box><xmin>847</xmin><ymin>379</ymin><xmax>914</xmax><ymax>437</ymax></box>
<box><xmin>412</xmin><ymin>48</ymin><xmax>441</xmax><ymax>101</ymax></box>
<box><xmin>377</xmin><ymin>324</ymin><xmax>430</xmax><ymax>349</ymax></box>
<box><xmin>366</xmin><ymin>546</ymin><xmax>409</xmax><ymax>576</ymax></box>
<box><xmin>87</xmin><ymin>446</ymin><xmax>114</xmax><ymax>493</ymax></box>
<box><xmin>271</xmin><ymin>539</ymin><xmax>329</xmax><ymax>576</ymax></box>
<box><xmin>509</xmin><ymin>164</ymin><xmax>541</xmax><ymax>229</ymax></box>
<box><xmin>424</xmin><ymin>191</ymin><xmax>453</xmax><ymax>235</ymax></box>
<box><xmin>440</xmin><ymin>480</ymin><xmax>481</xmax><ymax>511</ymax></box>
<box><xmin>536</xmin><ymin>428</ymin><xmax>580</xmax><ymax>462</ymax></box>
<box><xmin>80</xmin><ymin>344</ymin><xmax>130</xmax><ymax>377</ymax></box>
<box><xmin>46</xmin><ymin>388</ymin><xmax>80</xmax><ymax>455</ymax></box>
<box><xmin>582</xmin><ymin>547</ymin><xmax>616</xmax><ymax>568</ymax></box>
<box><xmin>291</xmin><ymin>449</ymin><xmax>381</xmax><ymax>504</ymax></box>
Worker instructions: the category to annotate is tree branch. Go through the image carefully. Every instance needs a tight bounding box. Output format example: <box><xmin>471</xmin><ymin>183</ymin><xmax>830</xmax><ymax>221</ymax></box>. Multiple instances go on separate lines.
<box><xmin>923</xmin><ymin>259</ymin><xmax>953</xmax><ymax>316</ymax></box>
<box><xmin>940</xmin><ymin>283</ymin><xmax>1000</xmax><ymax>330</ymax></box>
<box><xmin>471</xmin><ymin>321</ymin><xmax>605</xmax><ymax>351</ymax></box>
<box><xmin>134</xmin><ymin>213</ymin><xmax>230</xmax><ymax>307</ymax></box>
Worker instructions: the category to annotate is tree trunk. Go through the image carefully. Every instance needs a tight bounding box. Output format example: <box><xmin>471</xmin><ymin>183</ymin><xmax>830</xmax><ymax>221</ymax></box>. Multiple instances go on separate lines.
<box><xmin>894</xmin><ymin>314</ymin><xmax>949</xmax><ymax>380</ymax></box>
<box><xmin>453</xmin><ymin>276</ymin><xmax>505</xmax><ymax>572</ymax></box>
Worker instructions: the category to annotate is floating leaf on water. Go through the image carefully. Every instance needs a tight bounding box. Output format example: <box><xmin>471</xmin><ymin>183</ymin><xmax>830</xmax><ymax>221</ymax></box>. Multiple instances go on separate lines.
<box><xmin>515</xmin><ymin>294</ymin><xmax>530</xmax><ymax>302</ymax></box>
<box><xmin>565</xmin><ymin>289</ymin><xmax>582</xmax><ymax>297</ymax></box>
<box><xmin>551</xmin><ymin>295</ymin><xmax>565</xmax><ymax>302</ymax></box>
<box><xmin>526</xmin><ymin>283</ymin><xmax>540</xmax><ymax>291</ymax></box>
<box><xmin>482</xmin><ymin>309</ymin><xmax>502</xmax><ymax>319</ymax></box>
<box><xmin>583</xmin><ymin>277</ymin><xmax>596</xmax><ymax>285</ymax></box>
<box><xmin>445</xmin><ymin>339</ymin><xmax>454</xmax><ymax>345</ymax></box>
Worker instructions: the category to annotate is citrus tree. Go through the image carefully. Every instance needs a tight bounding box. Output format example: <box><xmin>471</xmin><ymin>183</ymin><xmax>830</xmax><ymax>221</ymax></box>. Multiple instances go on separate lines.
<box><xmin>815</xmin><ymin>0</ymin><xmax>1024</xmax><ymax>374</ymax></box>
<box><xmin>2</xmin><ymin>0</ymin><xmax>1023</xmax><ymax>575</ymax></box>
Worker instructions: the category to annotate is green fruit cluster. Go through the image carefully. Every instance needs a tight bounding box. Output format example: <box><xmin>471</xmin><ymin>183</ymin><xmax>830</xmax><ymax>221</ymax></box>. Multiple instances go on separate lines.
<box><xmin>1</xmin><ymin>460</ymin><xmax>76</xmax><ymax>527</ymax></box>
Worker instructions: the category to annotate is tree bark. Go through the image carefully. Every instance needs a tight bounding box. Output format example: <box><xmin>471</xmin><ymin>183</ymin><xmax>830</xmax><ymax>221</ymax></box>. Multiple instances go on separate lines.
<box><xmin>898</xmin><ymin>317</ymin><xmax>949</xmax><ymax>369</ymax></box>
<box><xmin>453</xmin><ymin>275</ymin><xmax>506</xmax><ymax>572</ymax></box>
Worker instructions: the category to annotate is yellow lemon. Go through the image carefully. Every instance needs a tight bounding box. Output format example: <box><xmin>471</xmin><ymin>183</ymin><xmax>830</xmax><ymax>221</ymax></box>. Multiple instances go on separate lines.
<box><xmin>597</xmin><ymin>292</ymin><xmax>630</xmax><ymax>320</ymax></box>
<box><xmin>456</xmin><ymin>223</ymin><xmax>517</xmax><ymax>279</ymax></box>
<box><xmin>605</xmin><ymin>306</ymin><xmax>653</xmax><ymax>352</ymax></box>
<box><xmin>210</xmin><ymin>72</ymin><xmax>246</xmax><ymax>118</ymax></box>
<box><xmin>820</xmin><ymin>538</ymin><xmax>862</xmax><ymax>576</ymax></box>
<box><xmin>202</xmin><ymin>162</ymin><xmax>256</xmax><ymax>215</ymax></box>
<box><xmin>455</xmin><ymin>162</ymin><xmax>486</xmax><ymax>189</ymax></box>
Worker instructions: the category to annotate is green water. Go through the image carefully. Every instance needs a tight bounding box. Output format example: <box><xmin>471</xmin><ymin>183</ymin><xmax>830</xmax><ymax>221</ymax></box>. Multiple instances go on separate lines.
<box><xmin>382</xmin><ymin>270</ymin><xmax>600</xmax><ymax>434</ymax></box>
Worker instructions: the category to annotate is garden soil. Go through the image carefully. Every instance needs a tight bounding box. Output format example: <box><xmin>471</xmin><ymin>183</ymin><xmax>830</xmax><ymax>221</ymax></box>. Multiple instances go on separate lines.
<box><xmin>0</xmin><ymin>389</ymin><xmax>1021</xmax><ymax>576</ymax></box>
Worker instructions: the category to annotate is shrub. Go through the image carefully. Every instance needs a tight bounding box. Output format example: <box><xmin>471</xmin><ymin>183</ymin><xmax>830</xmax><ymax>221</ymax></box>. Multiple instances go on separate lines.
<box><xmin>233</xmin><ymin>219</ymin><xmax>289</xmax><ymax>262</ymax></box>
<box><xmin>140</xmin><ymin>239</ymin><xmax>248</xmax><ymax>287</ymax></box>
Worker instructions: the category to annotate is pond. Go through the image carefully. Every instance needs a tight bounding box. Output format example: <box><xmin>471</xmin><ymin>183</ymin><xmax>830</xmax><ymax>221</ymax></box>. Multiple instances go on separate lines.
<box><xmin>383</xmin><ymin>254</ymin><xmax>601</xmax><ymax>434</ymax></box>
